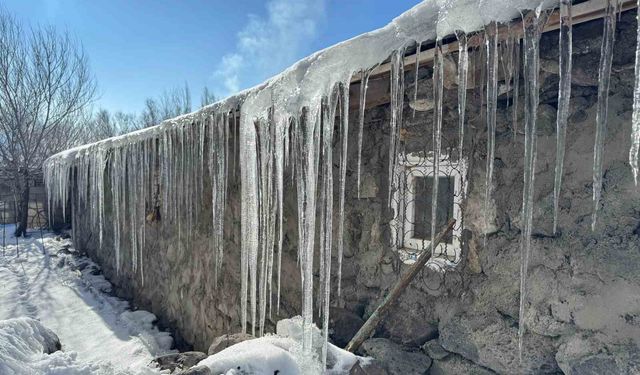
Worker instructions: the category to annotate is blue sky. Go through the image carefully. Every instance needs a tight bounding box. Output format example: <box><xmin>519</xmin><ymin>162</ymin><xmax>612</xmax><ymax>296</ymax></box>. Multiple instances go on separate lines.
<box><xmin>1</xmin><ymin>0</ymin><xmax>420</xmax><ymax>114</ymax></box>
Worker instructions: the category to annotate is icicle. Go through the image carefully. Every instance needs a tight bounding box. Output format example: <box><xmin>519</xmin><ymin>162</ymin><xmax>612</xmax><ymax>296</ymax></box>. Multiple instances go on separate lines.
<box><xmin>413</xmin><ymin>41</ymin><xmax>422</xmax><ymax>118</ymax></box>
<box><xmin>388</xmin><ymin>49</ymin><xmax>406</xmax><ymax>206</ymax></box>
<box><xmin>553</xmin><ymin>0</ymin><xmax>573</xmax><ymax>234</ymax></box>
<box><xmin>320</xmin><ymin>91</ymin><xmax>336</xmax><ymax>367</ymax></box>
<box><xmin>632</xmin><ymin>0</ymin><xmax>640</xmax><ymax>185</ymax></box>
<box><xmin>275</xmin><ymin>118</ymin><xmax>286</xmax><ymax>315</ymax></box>
<box><xmin>500</xmin><ymin>33</ymin><xmax>514</xmax><ymax>110</ymax></box>
<box><xmin>484</xmin><ymin>22</ymin><xmax>499</xmax><ymax>246</ymax></box>
<box><xmin>256</xmin><ymin>112</ymin><xmax>277</xmax><ymax>336</ymax></box>
<box><xmin>356</xmin><ymin>70</ymin><xmax>372</xmax><ymax>198</ymax></box>
<box><xmin>519</xmin><ymin>7</ymin><xmax>549</xmax><ymax>362</ymax></box>
<box><xmin>592</xmin><ymin>0</ymin><xmax>620</xmax><ymax>230</ymax></box>
<box><xmin>199</xmin><ymin>117</ymin><xmax>206</xmax><ymax>209</ymax></box>
<box><xmin>294</xmin><ymin>106</ymin><xmax>321</xmax><ymax>353</ymax></box>
<box><xmin>336</xmin><ymin>80</ymin><xmax>350</xmax><ymax>299</ymax></box>
<box><xmin>211</xmin><ymin>113</ymin><xmax>228</xmax><ymax>286</ymax></box>
<box><xmin>513</xmin><ymin>39</ymin><xmax>521</xmax><ymax>139</ymax></box>
<box><xmin>456</xmin><ymin>31</ymin><xmax>469</xmax><ymax>163</ymax></box>
<box><xmin>96</xmin><ymin>148</ymin><xmax>105</xmax><ymax>250</ymax></box>
<box><xmin>431</xmin><ymin>44</ymin><xmax>444</xmax><ymax>253</ymax></box>
<box><xmin>239</xmin><ymin>111</ymin><xmax>259</xmax><ymax>335</ymax></box>
<box><xmin>111</xmin><ymin>147</ymin><xmax>121</xmax><ymax>274</ymax></box>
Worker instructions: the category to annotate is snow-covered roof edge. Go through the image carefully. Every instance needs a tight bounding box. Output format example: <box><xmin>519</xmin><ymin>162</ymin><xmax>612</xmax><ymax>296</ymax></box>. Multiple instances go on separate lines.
<box><xmin>45</xmin><ymin>0</ymin><xmax>554</xmax><ymax>166</ymax></box>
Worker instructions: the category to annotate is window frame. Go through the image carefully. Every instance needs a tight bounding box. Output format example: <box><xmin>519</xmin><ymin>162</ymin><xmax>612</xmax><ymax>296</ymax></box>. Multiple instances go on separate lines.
<box><xmin>393</xmin><ymin>153</ymin><xmax>466</xmax><ymax>265</ymax></box>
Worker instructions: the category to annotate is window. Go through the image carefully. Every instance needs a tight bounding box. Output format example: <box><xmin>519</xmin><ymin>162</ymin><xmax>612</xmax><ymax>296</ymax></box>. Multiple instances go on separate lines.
<box><xmin>392</xmin><ymin>153</ymin><xmax>466</xmax><ymax>267</ymax></box>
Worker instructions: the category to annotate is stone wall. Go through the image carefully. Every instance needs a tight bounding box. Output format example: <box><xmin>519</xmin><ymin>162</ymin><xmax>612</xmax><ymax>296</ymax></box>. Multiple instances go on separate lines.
<box><xmin>73</xmin><ymin>10</ymin><xmax>640</xmax><ymax>374</ymax></box>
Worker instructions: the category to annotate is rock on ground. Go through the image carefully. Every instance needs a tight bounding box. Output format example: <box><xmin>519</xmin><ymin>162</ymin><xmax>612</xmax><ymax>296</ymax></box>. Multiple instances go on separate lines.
<box><xmin>555</xmin><ymin>334</ymin><xmax>640</xmax><ymax>375</ymax></box>
<box><xmin>208</xmin><ymin>333</ymin><xmax>254</xmax><ymax>355</ymax></box>
<box><xmin>349</xmin><ymin>359</ymin><xmax>389</xmax><ymax>375</ymax></box>
<box><xmin>361</xmin><ymin>338</ymin><xmax>431</xmax><ymax>375</ymax></box>
<box><xmin>421</xmin><ymin>339</ymin><xmax>449</xmax><ymax>360</ymax></box>
<box><xmin>439</xmin><ymin>314</ymin><xmax>560</xmax><ymax>374</ymax></box>
<box><xmin>429</xmin><ymin>354</ymin><xmax>496</xmax><ymax>375</ymax></box>
<box><xmin>330</xmin><ymin>307</ymin><xmax>365</xmax><ymax>348</ymax></box>
<box><xmin>154</xmin><ymin>351</ymin><xmax>208</xmax><ymax>372</ymax></box>
<box><xmin>179</xmin><ymin>365</ymin><xmax>212</xmax><ymax>375</ymax></box>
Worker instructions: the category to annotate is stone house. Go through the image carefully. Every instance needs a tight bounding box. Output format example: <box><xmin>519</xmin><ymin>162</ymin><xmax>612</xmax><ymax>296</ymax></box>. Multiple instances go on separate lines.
<box><xmin>44</xmin><ymin>2</ymin><xmax>640</xmax><ymax>374</ymax></box>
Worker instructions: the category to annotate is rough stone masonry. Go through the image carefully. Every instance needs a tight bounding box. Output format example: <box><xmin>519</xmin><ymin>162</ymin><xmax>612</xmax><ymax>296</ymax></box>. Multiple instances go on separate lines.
<box><xmin>71</xmin><ymin>9</ymin><xmax>640</xmax><ymax>375</ymax></box>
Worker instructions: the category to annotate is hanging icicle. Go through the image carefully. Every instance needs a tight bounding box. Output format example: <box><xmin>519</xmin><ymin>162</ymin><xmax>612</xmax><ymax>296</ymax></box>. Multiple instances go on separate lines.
<box><xmin>513</xmin><ymin>38</ymin><xmax>522</xmax><ymax>139</ymax></box>
<box><xmin>456</xmin><ymin>31</ymin><xmax>469</xmax><ymax>163</ymax></box>
<box><xmin>240</xmin><ymin>112</ymin><xmax>259</xmax><ymax>336</ymax></box>
<box><xmin>356</xmin><ymin>70</ymin><xmax>372</xmax><ymax>199</ymax></box>
<box><xmin>592</xmin><ymin>0</ymin><xmax>620</xmax><ymax>230</ymax></box>
<box><xmin>388</xmin><ymin>49</ymin><xmax>406</xmax><ymax>206</ymax></box>
<box><xmin>484</xmin><ymin>22</ymin><xmax>499</xmax><ymax>247</ymax></box>
<box><xmin>292</xmin><ymin>105</ymin><xmax>321</xmax><ymax>353</ymax></box>
<box><xmin>413</xmin><ymin>41</ymin><xmax>423</xmax><ymax>119</ymax></box>
<box><xmin>553</xmin><ymin>0</ymin><xmax>573</xmax><ymax>234</ymax></box>
<box><xmin>319</xmin><ymin>90</ymin><xmax>338</xmax><ymax>368</ymax></box>
<box><xmin>519</xmin><ymin>6</ymin><xmax>549</xmax><ymax>362</ymax></box>
<box><xmin>275</xmin><ymin>118</ymin><xmax>287</xmax><ymax>315</ymax></box>
<box><xmin>630</xmin><ymin>0</ymin><xmax>640</xmax><ymax>185</ymax></box>
<box><xmin>431</xmin><ymin>44</ymin><xmax>444</xmax><ymax>253</ymax></box>
<box><xmin>336</xmin><ymin>81</ymin><xmax>351</xmax><ymax>300</ymax></box>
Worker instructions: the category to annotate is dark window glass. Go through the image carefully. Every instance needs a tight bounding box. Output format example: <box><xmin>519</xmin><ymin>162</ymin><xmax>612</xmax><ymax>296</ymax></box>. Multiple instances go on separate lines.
<box><xmin>413</xmin><ymin>176</ymin><xmax>454</xmax><ymax>243</ymax></box>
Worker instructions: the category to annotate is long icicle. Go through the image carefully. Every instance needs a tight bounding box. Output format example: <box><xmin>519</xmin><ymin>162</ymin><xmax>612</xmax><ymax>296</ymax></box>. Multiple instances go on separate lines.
<box><xmin>337</xmin><ymin>80</ymin><xmax>350</xmax><ymax>299</ymax></box>
<box><xmin>519</xmin><ymin>7</ymin><xmax>548</xmax><ymax>363</ymax></box>
<box><xmin>295</xmin><ymin>106</ymin><xmax>321</xmax><ymax>353</ymax></box>
<box><xmin>431</xmin><ymin>44</ymin><xmax>444</xmax><ymax>253</ymax></box>
<box><xmin>631</xmin><ymin>0</ymin><xmax>640</xmax><ymax>185</ymax></box>
<box><xmin>513</xmin><ymin>38</ymin><xmax>521</xmax><ymax>139</ymax></box>
<box><xmin>356</xmin><ymin>70</ymin><xmax>372</xmax><ymax>198</ymax></box>
<box><xmin>484</xmin><ymin>22</ymin><xmax>499</xmax><ymax>246</ymax></box>
<box><xmin>320</xmin><ymin>91</ymin><xmax>337</xmax><ymax>368</ymax></box>
<box><xmin>413</xmin><ymin>41</ymin><xmax>422</xmax><ymax>118</ymax></box>
<box><xmin>388</xmin><ymin>49</ymin><xmax>406</xmax><ymax>206</ymax></box>
<box><xmin>456</xmin><ymin>31</ymin><xmax>469</xmax><ymax>163</ymax></box>
<box><xmin>275</xmin><ymin>119</ymin><xmax>286</xmax><ymax>314</ymax></box>
<box><xmin>553</xmin><ymin>0</ymin><xmax>573</xmax><ymax>234</ymax></box>
<box><xmin>240</xmin><ymin>112</ymin><xmax>259</xmax><ymax>335</ymax></box>
<box><xmin>592</xmin><ymin>0</ymin><xmax>620</xmax><ymax>230</ymax></box>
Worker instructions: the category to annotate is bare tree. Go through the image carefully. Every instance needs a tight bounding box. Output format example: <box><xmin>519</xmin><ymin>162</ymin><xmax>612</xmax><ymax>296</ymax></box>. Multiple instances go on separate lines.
<box><xmin>84</xmin><ymin>109</ymin><xmax>141</xmax><ymax>142</ymax></box>
<box><xmin>201</xmin><ymin>86</ymin><xmax>217</xmax><ymax>107</ymax></box>
<box><xmin>88</xmin><ymin>109</ymin><xmax>115</xmax><ymax>141</ymax></box>
<box><xmin>140</xmin><ymin>83</ymin><xmax>192</xmax><ymax>128</ymax></box>
<box><xmin>0</xmin><ymin>9</ymin><xmax>96</xmax><ymax>236</ymax></box>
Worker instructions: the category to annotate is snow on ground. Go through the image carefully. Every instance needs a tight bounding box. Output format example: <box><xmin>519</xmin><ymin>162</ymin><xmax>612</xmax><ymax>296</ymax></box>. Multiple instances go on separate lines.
<box><xmin>0</xmin><ymin>225</ymin><xmax>369</xmax><ymax>374</ymax></box>
<box><xmin>0</xmin><ymin>225</ymin><xmax>174</xmax><ymax>374</ymax></box>
<box><xmin>197</xmin><ymin>316</ymin><xmax>365</xmax><ymax>375</ymax></box>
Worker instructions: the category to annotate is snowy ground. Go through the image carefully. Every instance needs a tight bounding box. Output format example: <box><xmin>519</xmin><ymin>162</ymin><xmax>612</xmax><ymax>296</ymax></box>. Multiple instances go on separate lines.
<box><xmin>0</xmin><ymin>225</ymin><xmax>174</xmax><ymax>374</ymax></box>
<box><xmin>0</xmin><ymin>225</ymin><xmax>368</xmax><ymax>374</ymax></box>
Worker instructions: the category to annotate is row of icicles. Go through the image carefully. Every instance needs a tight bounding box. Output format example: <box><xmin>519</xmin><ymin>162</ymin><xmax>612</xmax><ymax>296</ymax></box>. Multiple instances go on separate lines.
<box><xmin>44</xmin><ymin>0</ymin><xmax>640</xmax><ymax>368</ymax></box>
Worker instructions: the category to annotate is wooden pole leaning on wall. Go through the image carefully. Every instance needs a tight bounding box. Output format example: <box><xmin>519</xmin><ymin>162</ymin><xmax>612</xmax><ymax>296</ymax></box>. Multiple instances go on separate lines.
<box><xmin>345</xmin><ymin>219</ymin><xmax>456</xmax><ymax>353</ymax></box>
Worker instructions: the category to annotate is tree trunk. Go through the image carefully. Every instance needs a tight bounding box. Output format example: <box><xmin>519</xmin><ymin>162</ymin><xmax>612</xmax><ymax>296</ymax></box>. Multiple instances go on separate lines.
<box><xmin>14</xmin><ymin>170</ymin><xmax>29</xmax><ymax>237</ymax></box>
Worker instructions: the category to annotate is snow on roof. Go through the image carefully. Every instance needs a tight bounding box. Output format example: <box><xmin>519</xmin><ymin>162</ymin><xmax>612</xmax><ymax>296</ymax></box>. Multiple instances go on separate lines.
<box><xmin>45</xmin><ymin>0</ymin><xmax>552</xmax><ymax>165</ymax></box>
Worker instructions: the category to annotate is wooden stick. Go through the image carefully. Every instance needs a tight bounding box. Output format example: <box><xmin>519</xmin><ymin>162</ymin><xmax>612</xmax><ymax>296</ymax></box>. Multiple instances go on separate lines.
<box><xmin>345</xmin><ymin>219</ymin><xmax>457</xmax><ymax>352</ymax></box>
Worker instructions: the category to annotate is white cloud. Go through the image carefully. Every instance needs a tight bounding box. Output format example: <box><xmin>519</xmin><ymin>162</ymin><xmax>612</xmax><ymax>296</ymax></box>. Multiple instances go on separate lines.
<box><xmin>213</xmin><ymin>0</ymin><xmax>327</xmax><ymax>97</ymax></box>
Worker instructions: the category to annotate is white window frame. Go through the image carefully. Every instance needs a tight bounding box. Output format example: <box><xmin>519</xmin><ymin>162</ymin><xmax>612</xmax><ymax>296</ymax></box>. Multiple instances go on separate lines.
<box><xmin>393</xmin><ymin>153</ymin><xmax>466</xmax><ymax>265</ymax></box>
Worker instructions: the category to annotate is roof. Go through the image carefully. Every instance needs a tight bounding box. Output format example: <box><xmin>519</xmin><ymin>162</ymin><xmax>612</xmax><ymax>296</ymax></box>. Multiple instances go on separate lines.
<box><xmin>44</xmin><ymin>0</ymin><xmax>557</xmax><ymax>167</ymax></box>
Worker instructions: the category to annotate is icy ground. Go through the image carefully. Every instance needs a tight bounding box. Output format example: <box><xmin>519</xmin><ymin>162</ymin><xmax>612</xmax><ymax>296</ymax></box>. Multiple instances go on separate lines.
<box><xmin>0</xmin><ymin>225</ymin><xmax>174</xmax><ymax>374</ymax></box>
